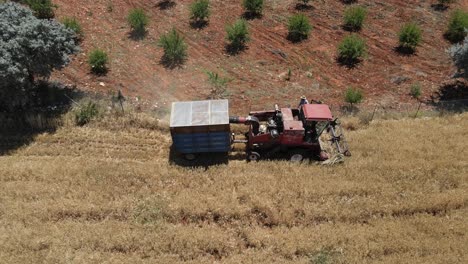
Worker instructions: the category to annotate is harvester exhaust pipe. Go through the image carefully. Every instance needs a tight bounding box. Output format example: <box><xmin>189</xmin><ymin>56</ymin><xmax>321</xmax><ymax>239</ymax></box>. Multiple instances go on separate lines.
<box><xmin>229</xmin><ymin>116</ymin><xmax>260</xmax><ymax>135</ymax></box>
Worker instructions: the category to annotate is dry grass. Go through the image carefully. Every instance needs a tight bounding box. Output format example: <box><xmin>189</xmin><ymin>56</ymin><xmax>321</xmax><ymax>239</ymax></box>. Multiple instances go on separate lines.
<box><xmin>0</xmin><ymin>113</ymin><xmax>467</xmax><ymax>263</ymax></box>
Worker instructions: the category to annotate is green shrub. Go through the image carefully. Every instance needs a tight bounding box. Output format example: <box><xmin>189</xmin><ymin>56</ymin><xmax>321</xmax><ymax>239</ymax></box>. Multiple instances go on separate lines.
<box><xmin>158</xmin><ymin>28</ymin><xmax>187</xmax><ymax>67</ymax></box>
<box><xmin>226</xmin><ymin>19</ymin><xmax>250</xmax><ymax>51</ymax></box>
<box><xmin>74</xmin><ymin>101</ymin><xmax>99</xmax><ymax>126</ymax></box>
<box><xmin>446</xmin><ymin>9</ymin><xmax>468</xmax><ymax>43</ymax></box>
<box><xmin>190</xmin><ymin>0</ymin><xmax>210</xmax><ymax>22</ymax></box>
<box><xmin>62</xmin><ymin>17</ymin><xmax>82</xmax><ymax>37</ymax></box>
<box><xmin>127</xmin><ymin>8</ymin><xmax>148</xmax><ymax>35</ymax></box>
<box><xmin>338</xmin><ymin>34</ymin><xmax>366</xmax><ymax>64</ymax></box>
<box><xmin>88</xmin><ymin>49</ymin><xmax>108</xmax><ymax>74</ymax></box>
<box><xmin>242</xmin><ymin>0</ymin><xmax>264</xmax><ymax>16</ymax></box>
<box><xmin>344</xmin><ymin>87</ymin><xmax>363</xmax><ymax>106</ymax></box>
<box><xmin>410</xmin><ymin>83</ymin><xmax>422</xmax><ymax>99</ymax></box>
<box><xmin>343</xmin><ymin>6</ymin><xmax>367</xmax><ymax>31</ymax></box>
<box><xmin>25</xmin><ymin>0</ymin><xmax>56</xmax><ymax>19</ymax></box>
<box><xmin>287</xmin><ymin>14</ymin><xmax>312</xmax><ymax>42</ymax></box>
<box><xmin>398</xmin><ymin>22</ymin><xmax>422</xmax><ymax>52</ymax></box>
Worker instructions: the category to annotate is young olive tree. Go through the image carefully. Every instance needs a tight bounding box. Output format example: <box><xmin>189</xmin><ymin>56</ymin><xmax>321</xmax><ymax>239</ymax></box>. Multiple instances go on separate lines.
<box><xmin>0</xmin><ymin>2</ymin><xmax>78</xmax><ymax>111</ymax></box>
<box><xmin>449</xmin><ymin>34</ymin><xmax>468</xmax><ymax>79</ymax></box>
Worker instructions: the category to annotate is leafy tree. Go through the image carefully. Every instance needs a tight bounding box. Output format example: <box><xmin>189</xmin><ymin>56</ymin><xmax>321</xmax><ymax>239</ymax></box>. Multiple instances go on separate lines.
<box><xmin>127</xmin><ymin>8</ymin><xmax>148</xmax><ymax>36</ymax></box>
<box><xmin>287</xmin><ymin>14</ymin><xmax>312</xmax><ymax>42</ymax></box>
<box><xmin>24</xmin><ymin>0</ymin><xmax>57</xmax><ymax>19</ymax></box>
<box><xmin>446</xmin><ymin>9</ymin><xmax>468</xmax><ymax>43</ymax></box>
<box><xmin>158</xmin><ymin>28</ymin><xmax>188</xmax><ymax>67</ymax></box>
<box><xmin>398</xmin><ymin>22</ymin><xmax>422</xmax><ymax>53</ymax></box>
<box><xmin>0</xmin><ymin>2</ymin><xmax>78</xmax><ymax>111</ymax></box>
<box><xmin>242</xmin><ymin>0</ymin><xmax>263</xmax><ymax>17</ymax></box>
<box><xmin>338</xmin><ymin>34</ymin><xmax>366</xmax><ymax>65</ymax></box>
<box><xmin>344</xmin><ymin>87</ymin><xmax>363</xmax><ymax>106</ymax></box>
<box><xmin>226</xmin><ymin>19</ymin><xmax>250</xmax><ymax>52</ymax></box>
<box><xmin>88</xmin><ymin>49</ymin><xmax>108</xmax><ymax>74</ymax></box>
<box><xmin>449</xmin><ymin>34</ymin><xmax>468</xmax><ymax>79</ymax></box>
<box><xmin>343</xmin><ymin>6</ymin><xmax>367</xmax><ymax>31</ymax></box>
<box><xmin>190</xmin><ymin>0</ymin><xmax>210</xmax><ymax>24</ymax></box>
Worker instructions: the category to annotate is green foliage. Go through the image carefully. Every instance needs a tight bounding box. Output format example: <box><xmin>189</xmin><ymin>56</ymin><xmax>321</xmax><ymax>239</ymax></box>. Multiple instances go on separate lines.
<box><xmin>446</xmin><ymin>9</ymin><xmax>468</xmax><ymax>43</ymax></box>
<box><xmin>24</xmin><ymin>0</ymin><xmax>56</xmax><ymax>19</ymax></box>
<box><xmin>410</xmin><ymin>83</ymin><xmax>422</xmax><ymax>99</ymax></box>
<box><xmin>343</xmin><ymin>6</ymin><xmax>367</xmax><ymax>31</ymax></box>
<box><xmin>158</xmin><ymin>28</ymin><xmax>187</xmax><ymax>67</ymax></box>
<box><xmin>338</xmin><ymin>34</ymin><xmax>366</xmax><ymax>64</ymax></box>
<box><xmin>207</xmin><ymin>71</ymin><xmax>230</xmax><ymax>88</ymax></box>
<box><xmin>226</xmin><ymin>19</ymin><xmax>250</xmax><ymax>51</ymax></box>
<box><xmin>207</xmin><ymin>71</ymin><xmax>230</xmax><ymax>99</ymax></box>
<box><xmin>0</xmin><ymin>2</ymin><xmax>78</xmax><ymax>111</ymax></box>
<box><xmin>287</xmin><ymin>14</ymin><xmax>312</xmax><ymax>42</ymax></box>
<box><xmin>190</xmin><ymin>0</ymin><xmax>210</xmax><ymax>21</ymax></box>
<box><xmin>449</xmin><ymin>35</ymin><xmax>467</xmax><ymax>79</ymax></box>
<box><xmin>344</xmin><ymin>87</ymin><xmax>363</xmax><ymax>105</ymax></box>
<box><xmin>74</xmin><ymin>101</ymin><xmax>99</xmax><ymax>126</ymax></box>
<box><xmin>127</xmin><ymin>8</ymin><xmax>148</xmax><ymax>35</ymax></box>
<box><xmin>62</xmin><ymin>17</ymin><xmax>82</xmax><ymax>37</ymax></box>
<box><xmin>242</xmin><ymin>0</ymin><xmax>264</xmax><ymax>16</ymax></box>
<box><xmin>88</xmin><ymin>49</ymin><xmax>108</xmax><ymax>74</ymax></box>
<box><xmin>398</xmin><ymin>22</ymin><xmax>422</xmax><ymax>52</ymax></box>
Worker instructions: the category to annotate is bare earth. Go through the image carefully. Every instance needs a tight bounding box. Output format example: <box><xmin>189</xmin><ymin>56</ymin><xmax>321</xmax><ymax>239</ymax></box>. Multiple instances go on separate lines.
<box><xmin>51</xmin><ymin>0</ymin><xmax>467</xmax><ymax>114</ymax></box>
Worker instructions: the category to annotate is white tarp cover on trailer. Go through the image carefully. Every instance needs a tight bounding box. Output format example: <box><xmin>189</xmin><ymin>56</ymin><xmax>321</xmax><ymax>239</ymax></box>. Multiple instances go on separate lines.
<box><xmin>170</xmin><ymin>99</ymin><xmax>229</xmax><ymax>127</ymax></box>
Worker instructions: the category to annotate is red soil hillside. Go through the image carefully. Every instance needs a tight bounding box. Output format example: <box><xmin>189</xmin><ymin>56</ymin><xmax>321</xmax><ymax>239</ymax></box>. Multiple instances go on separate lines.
<box><xmin>51</xmin><ymin>0</ymin><xmax>467</xmax><ymax>114</ymax></box>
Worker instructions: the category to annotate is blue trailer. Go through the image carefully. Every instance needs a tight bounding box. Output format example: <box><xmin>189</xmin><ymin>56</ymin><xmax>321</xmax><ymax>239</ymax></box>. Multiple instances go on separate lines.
<box><xmin>170</xmin><ymin>100</ymin><xmax>231</xmax><ymax>160</ymax></box>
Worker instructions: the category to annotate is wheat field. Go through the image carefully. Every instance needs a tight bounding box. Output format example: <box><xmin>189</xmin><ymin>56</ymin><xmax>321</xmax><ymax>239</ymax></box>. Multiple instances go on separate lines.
<box><xmin>0</xmin><ymin>113</ymin><xmax>467</xmax><ymax>263</ymax></box>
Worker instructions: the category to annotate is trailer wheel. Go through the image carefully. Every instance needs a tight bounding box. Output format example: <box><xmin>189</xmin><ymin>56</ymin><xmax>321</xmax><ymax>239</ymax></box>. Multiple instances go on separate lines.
<box><xmin>247</xmin><ymin>152</ymin><xmax>260</xmax><ymax>162</ymax></box>
<box><xmin>290</xmin><ymin>153</ymin><xmax>304</xmax><ymax>162</ymax></box>
<box><xmin>184</xmin><ymin>153</ymin><xmax>197</xmax><ymax>161</ymax></box>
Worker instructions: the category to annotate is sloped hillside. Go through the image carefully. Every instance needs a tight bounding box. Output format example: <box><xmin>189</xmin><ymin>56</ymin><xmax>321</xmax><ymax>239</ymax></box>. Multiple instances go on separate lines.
<box><xmin>50</xmin><ymin>0</ymin><xmax>467</xmax><ymax>113</ymax></box>
<box><xmin>1</xmin><ymin>113</ymin><xmax>467</xmax><ymax>263</ymax></box>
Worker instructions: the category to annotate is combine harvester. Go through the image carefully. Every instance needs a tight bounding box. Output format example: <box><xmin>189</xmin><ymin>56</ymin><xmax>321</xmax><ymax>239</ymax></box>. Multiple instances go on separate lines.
<box><xmin>170</xmin><ymin>99</ymin><xmax>350</xmax><ymax>162</ymax></box>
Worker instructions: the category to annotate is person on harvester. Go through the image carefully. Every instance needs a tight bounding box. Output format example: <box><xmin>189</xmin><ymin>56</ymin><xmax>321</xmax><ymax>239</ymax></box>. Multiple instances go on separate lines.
<box><xmin>298</xmin><ymin>95</ymin><xmax>309</xmax><ymax>108</ymax></box>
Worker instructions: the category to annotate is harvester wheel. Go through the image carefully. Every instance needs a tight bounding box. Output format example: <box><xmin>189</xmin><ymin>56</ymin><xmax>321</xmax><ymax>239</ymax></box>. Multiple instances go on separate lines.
<box><xmin>184</xmin><ymin>153</ymin><xmax>197</xmax><ymax>161</ymax></box>
<box><xmin>247</xmin><ymin>152</ymin><xmax>260</xmax><ymax>162</ymax></box>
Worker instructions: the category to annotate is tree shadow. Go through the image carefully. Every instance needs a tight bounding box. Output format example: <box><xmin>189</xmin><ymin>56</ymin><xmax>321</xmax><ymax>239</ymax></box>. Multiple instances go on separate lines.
<box><xmin>341</xmin><ymin>24</ymin><xmax>361</xmax><ymax>33</ymax></box>
<box><xmin>190</xmin><ymin>20</ymin><xmax>208</xmax><ymax>30</ymax></box>
<box><xmin>159</xmin><ymin>55</ymin><xmax>186</xmax><ymax>70</ymax></box>
<box><xmin>336</xmin><ymin>56</ymin><xmax>361</xmax><ymax>69</ymax></box>
<box><xmin>128</xmin><ymin>29</ymin><xmax>148</xmax><ymax>41</ymax></box>
<box><xmin>287</xmin><ymin>32</ymin><xmax>308</xmax><ymax>43</ymax></box>
<box><xmin>156</xmin><ymin>0</ymin><xmax>176</xmax><ymax>10</ymax></box>
<box><xmin>394</xmin><ymin>46</ymin><xmax>416</xmax><ymax>56</ymax></box>
<box><xmin>225</xmin><ymin>43</ymin><xmax>247</xmax><ymax>56</ymax></box>
<box><xmin>341</xmin><ymin>0</ymin><xmax>357</xmax><ymax>4</ymax></box>
<box><xmin>295</xmin><ymin>3</ymin><xmax>314</xmax><ymax>11</ymax></box>
<box><xmin>430</xmin><ymin>80</ymin><xmax>468</xmax><ymax>112</ymax></box>
<box><xmin>430</xmin><ymin>4</ymin><xmax>448</xmax><ymax>12</ymax></box>
<box><xmin>242</xmin><ymin>12</ymin><xmax>262</xmax><ymax>20</ymax></box>
<box><xmin>0</xmin><ymin>81</ymin><xmax>84</xmax><ymax>155</ymax></box>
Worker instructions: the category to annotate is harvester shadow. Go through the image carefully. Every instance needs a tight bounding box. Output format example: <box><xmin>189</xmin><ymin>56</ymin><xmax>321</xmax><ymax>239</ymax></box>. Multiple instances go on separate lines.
<box><xmin>168</xmin><ymin>145</ymin><xmax>229</xmax><ymax>169</ymax></box>
<box><xmin>0</xmin><ymin>82</ymin><xmax>84</xmax><ymax>155</ymax></box>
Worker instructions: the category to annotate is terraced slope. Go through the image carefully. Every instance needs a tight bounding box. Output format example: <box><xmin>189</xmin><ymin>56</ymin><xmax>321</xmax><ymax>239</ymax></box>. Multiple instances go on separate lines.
<box><xmin>49</xmin><ymin>0</ymin><xmax>467</xmax><ymax>112</ymax></box>
<box><xmin>1</xmin><ymin>114</ymin><xmax>467</xmax><ymax>263</ymax></box>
